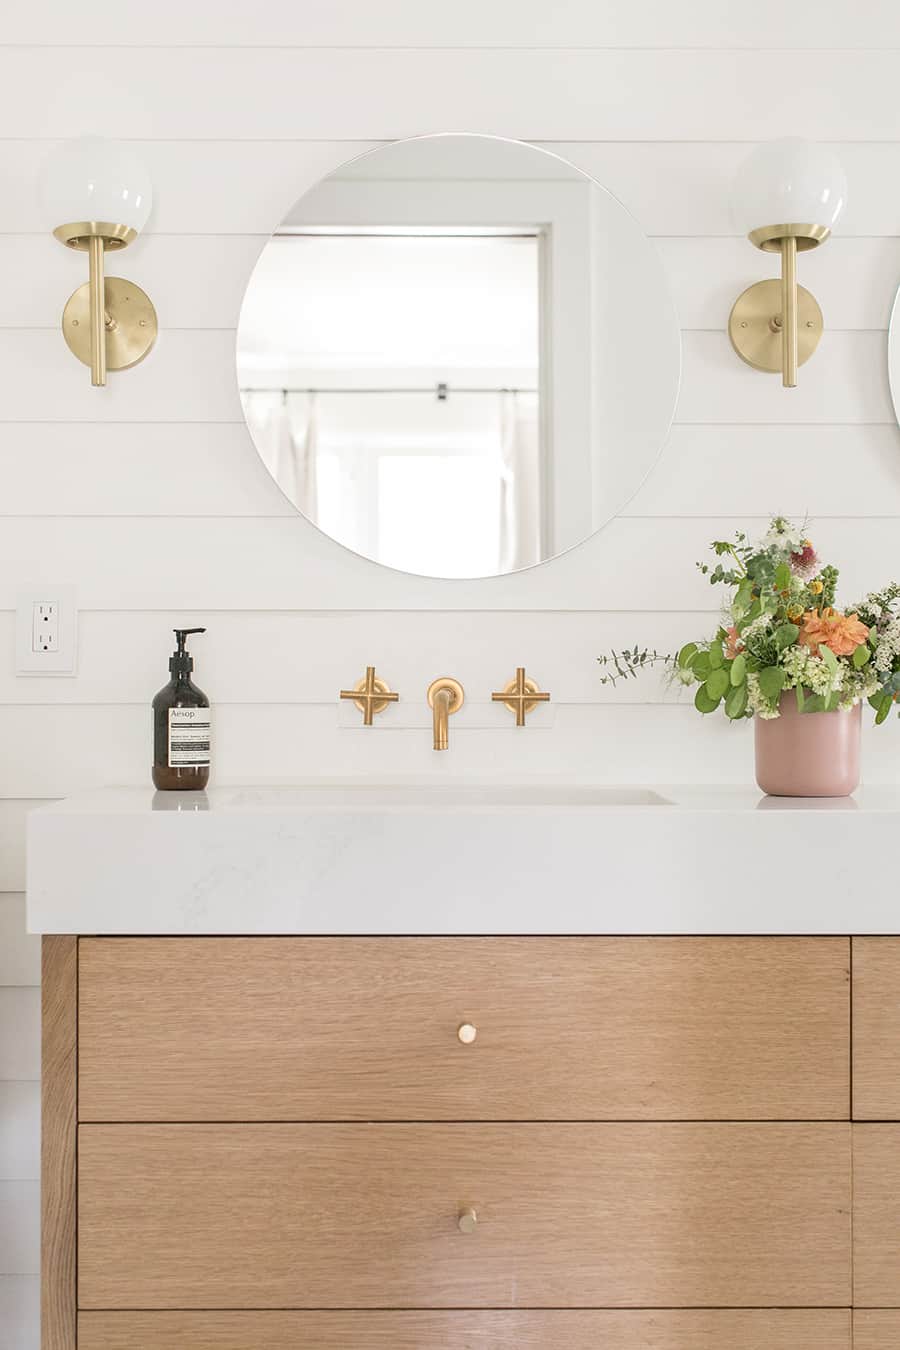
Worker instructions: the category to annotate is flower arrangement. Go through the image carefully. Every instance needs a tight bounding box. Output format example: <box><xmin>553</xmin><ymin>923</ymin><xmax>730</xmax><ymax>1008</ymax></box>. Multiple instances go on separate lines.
<box><xmin>598</xmin><ymin>517</ymin><xmax>900</xmax><ymax>724</ymax></box>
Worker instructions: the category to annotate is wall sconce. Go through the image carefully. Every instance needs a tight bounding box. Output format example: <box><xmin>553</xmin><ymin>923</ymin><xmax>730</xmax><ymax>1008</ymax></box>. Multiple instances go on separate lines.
<box><xmin>729</xmin><ymin>138</ymin><xmax>846</xmax><ymax>388</ymax></box>
<box><xmin>39</xmin><ymin>137</ymin><xmax>157</xmax><ymax>387</ymax></box>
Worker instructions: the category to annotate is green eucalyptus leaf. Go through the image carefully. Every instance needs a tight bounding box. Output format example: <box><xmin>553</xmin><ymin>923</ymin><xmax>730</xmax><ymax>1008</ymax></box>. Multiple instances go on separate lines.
<box><xmin>875</xmin><ymin>694</ymin><xmax>893</xmax><ymax>726</ymax></box>
<box><xmin>691</xmin><ymin>652</ymin><xmax>712</xmax><ymax>680</ymax></box>
<box><xmin>803</xmin><ymin>694</ymin><xmax>827</xmax><ymax>714</ymax></box>
<box><xmin>725</xmin><ymin>683</ymin><xmax>749</xmax><ymax>720</ymax></box>
<box><xmin>694</xmin><ymin>686</ymin><xmax>721</xmax><ymax>715</ymax></box>
<box><xmin>677</xmin><ymin>643</ymin><xmax>698</xmax><ymax>669</ymax></box>
<box><xmin>818</xmin><ymin>644</ymin><xmax>839</xmax><ymax>674</ymax></box>
<box><xmin>707</xmin><ymin>645</ymin><xmax>724</xmax><ymax>670</ymax></box>
<box><xmin>705</xmin><ymin>668</ymin><xmax>730</xmax><ymax>701</ymax></box>
<box><xmin>774</xmin><ymin>622</ymin><xmax>800</xmax><ymax>652</ymax></box>
<box><xmin>757</xmin><ymin>666</ymin><xmax>786</xmax><ymax>702</ymax></box>
<box><xmin>774</xmin><ymin>562</ymin><xmax>792</xmax><ymax>591</ymax></box>
<box><xmin>730</xmin><ymin>653</ymin><xmax>747</xmax><ymax>686</ymax></box>
<box><xmin>853</xmin><ymin>643</ymin><xmax>871</xmax><ymax>669</ymax></box>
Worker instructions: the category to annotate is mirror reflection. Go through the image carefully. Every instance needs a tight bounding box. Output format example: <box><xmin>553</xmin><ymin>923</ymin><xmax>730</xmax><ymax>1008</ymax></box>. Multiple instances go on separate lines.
<box><xmin>237</xmin><ymin>134</ymin><xmax>680</xmax><ymax>579</ymax></box>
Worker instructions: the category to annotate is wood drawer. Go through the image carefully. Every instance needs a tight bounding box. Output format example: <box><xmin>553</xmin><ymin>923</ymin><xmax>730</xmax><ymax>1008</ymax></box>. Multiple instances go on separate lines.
<box><xmin>854</xmin><ymin>1312</ymin><xmax>900</xmax><ymax>1350</ymax></box>
<box><xmin>78</xmin><ymin>1122</ymin><xmax>850</xmax><ymax>1309</ymax></box>
<box><xmin>76</xmin><ymin>1309</ymin><xmax>853</xmax><ymax>1350</ymax></box>
<box><xmin>852</xmin><ymin>938</ymin><xmax>900</xmax><ymax>1118</ymax></box>
<box><xmin>852</xmin><ymin>1125</ymin><xmax>900</xmax><ymax>1305</ymax></box>
<box><xmin>77</xmin><ymin>936</ymin><xmax>850</xmax><ymax>1121</ymax></box>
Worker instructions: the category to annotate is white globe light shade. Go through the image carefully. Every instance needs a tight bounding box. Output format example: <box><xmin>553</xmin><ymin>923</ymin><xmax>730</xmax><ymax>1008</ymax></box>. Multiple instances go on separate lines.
<box><xmin>38</xmin><ymin>136</ymin><xmax>153</xmax><ymax>234</ymax></box>
<box><xmin>731</xmin><ymin>138</ymin><xmax>847</xmax><ymax>238</ymax></box>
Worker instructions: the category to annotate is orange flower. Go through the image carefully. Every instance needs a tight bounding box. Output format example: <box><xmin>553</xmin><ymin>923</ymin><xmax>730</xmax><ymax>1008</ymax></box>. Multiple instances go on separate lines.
<box><xmin>800</xmin><ymin>608</ymin><xmax>869</xmax><ymax>657</ymax></box>
<box><xmin>725</xmin><ymin>625</ymin><xmax>744</xmax><ymax>659</ymax></box>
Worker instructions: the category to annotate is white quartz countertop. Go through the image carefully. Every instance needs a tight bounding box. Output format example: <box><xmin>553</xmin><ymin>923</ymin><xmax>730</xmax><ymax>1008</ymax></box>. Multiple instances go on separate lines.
<box><xmin>25</xmin><ymin>783</ymin><xmax>900</xmax><ymax>935</ymax></box>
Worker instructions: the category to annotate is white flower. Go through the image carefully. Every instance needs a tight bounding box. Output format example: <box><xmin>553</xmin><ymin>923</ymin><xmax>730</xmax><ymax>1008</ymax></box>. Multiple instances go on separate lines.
<box><xmin>873</xmin><ymin>617</ymin><xmax>900</xmax><ymax>674</ymax></box>
<box><xmin>762</xmin><ymin>517</ymin><xmax>806</xmax><ymax>552</ymax></box>
<box><xmin>746</xmin><ymin>672</ymin><xmax>781</xmax><ymax>719</ymax></box>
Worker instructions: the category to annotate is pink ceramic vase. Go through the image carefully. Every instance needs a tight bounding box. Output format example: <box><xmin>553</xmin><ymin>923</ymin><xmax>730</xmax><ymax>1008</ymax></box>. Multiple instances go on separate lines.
<box><xmin>754</xmin><ymin>695</ymin><xmax>861</xmax><ymax>797</ymax></box>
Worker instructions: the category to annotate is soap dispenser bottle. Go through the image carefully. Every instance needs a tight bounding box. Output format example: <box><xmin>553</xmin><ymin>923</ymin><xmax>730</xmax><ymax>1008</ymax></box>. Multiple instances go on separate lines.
<box><xmin>152</xmin><ymin>628</ymin><xmax>210</xmax><ymax>791</ymax></box>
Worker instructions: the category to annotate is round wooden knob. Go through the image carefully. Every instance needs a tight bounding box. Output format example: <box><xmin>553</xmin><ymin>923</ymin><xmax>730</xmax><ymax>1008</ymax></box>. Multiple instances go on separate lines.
<box><xmin>458</xmin><ymin>1207</ymin><xmax>478</xmax><ymax>1233</ymax></box>
<box><xmin>457</xmin><ymin>1023</ymin><xmax>477</xmax><ymax>1045</ymax></box>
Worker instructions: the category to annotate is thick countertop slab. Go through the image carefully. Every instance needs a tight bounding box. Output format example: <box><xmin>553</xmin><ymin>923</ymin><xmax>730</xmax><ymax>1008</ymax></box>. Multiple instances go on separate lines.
<box><xmin>25</xmin><ymin>783</ymin><xmax>899</xmax><ymax>935</ymax></box>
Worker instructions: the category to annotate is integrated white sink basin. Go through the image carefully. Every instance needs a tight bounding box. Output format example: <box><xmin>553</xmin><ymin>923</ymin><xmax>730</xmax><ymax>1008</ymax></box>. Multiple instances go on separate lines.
<box><xmin>27</xmin><ymin>784</ymin><xmax>900</xmax><ymax>936</ymax></box>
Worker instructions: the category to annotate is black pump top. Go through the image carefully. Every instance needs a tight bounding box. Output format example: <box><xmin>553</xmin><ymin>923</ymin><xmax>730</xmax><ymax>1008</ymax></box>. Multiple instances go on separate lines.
<box><xmin>169</xmin><ymin>627</ymin><xmax>206</xmax><ymax>677</ymax></box>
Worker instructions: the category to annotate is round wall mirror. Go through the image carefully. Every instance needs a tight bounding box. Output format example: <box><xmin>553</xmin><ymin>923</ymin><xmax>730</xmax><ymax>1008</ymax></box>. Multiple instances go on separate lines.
<box><xmin>236</xmin><ymin>134</ymin><xmax>681</xmax><ymax>580</ymax></box>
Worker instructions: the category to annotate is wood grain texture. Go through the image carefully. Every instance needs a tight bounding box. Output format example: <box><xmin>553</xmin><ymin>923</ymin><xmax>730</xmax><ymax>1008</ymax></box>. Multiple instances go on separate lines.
<box><xmin>77</xmin><ymin>1122</ymin><xmax>851</xmax><ymax>1309</ymax></box>
<box><xmin>78</xmin><ymin>937</ymin><xmax>850</xmax><ymax>1122</ymax></box>
<box><xmin>854</xmin><ymin>1311</ymin><xmax>900</xmax><ymax>1349</ymax></box>
<box><xmin>40</xmin><ymin>937</ymin><xmax>75</xmax><ymax>1350</ymax></box>
<box><xmin>76</xmin><ymin>1309</ymin><xmax>853</xmax><ymax>1350</ymax></box>
<box><xmin>852</xmin><ymin>939</ymin><xmax>900</xmax><ymax>1119</ymax></box>
<box><xmin>853</xmin><ymin>1126</ymin><xmax>900</xmax><ymax>1306</ymax></box>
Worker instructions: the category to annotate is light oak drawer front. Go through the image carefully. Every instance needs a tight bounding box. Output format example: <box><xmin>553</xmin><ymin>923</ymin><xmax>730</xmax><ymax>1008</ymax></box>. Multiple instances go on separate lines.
<box><xmin>77</xmin><ymin>1309</ymin><xmax>852</xmax><ymax>1350</ymax></box>
<box><xmin>853</xmin><ymin>1126</ymin><xmax>900</xmax><ymax>1305</ymax></box>
<box><xmin>852</xmin><ymin>938</ymin><xmax>900</xmax><ymax>1118</ymax></box>
<box><xmin>78</xmin><ymin>1122</ymin><xmax>850</xmax><ymax>1310</ymax></box>
<box><xmin>854</xmin><ymin>1312</ymin><xmax>900</xmax><ymax>1350</ymax></box>
<box><xmin>78</xmin><ymin>936</ymin><xmax>850</xmax><ymax>1121</ymax></box>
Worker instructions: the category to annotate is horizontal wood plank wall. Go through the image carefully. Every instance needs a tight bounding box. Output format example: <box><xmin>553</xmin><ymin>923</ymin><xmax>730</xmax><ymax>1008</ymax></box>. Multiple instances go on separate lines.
<box><xmin>78</xmin><ymin>937</ymin><xmax>850</xmax><ymax>1122</ymax></box>
<box><xmin>76</xmin><ymin>1309</ymin><xmax>853</xmax><ymax>1350</ymax></box>
<box><xmin>4</xmin><ymin>5</ymin><xmax>900</xmax><ymax>1345</ymax></box>
<box><xmin>77</xmin><ymin>1122</ymin><xmax>851</xmax><ymax>1309</ymax></box>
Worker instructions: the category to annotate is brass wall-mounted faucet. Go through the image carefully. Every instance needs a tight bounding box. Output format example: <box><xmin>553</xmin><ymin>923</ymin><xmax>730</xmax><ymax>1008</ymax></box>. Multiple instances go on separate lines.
<box><xmin>426</xmin><ymin>677</ymin><xmax>465</xmax><ymax>750</ymax></box>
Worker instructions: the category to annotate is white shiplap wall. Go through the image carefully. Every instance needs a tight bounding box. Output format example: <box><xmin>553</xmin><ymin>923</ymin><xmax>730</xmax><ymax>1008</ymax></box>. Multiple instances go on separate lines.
<box><xmin>4</xmin><ymin>4</ymin><xmax>900</xmax><ymax>1344</ymax></box>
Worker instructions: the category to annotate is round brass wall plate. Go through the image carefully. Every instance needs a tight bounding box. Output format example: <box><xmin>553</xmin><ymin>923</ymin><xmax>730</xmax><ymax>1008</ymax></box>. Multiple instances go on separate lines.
<box><xmin>729</xmin><ymin>278</ymin><xmax>823</xmax><ymax>374</ymax></box>
<box><xmin>62</xmin><ymin>276</ymin><xmax>158</xmax><ymax>371</ymax></box>
<box><xmin>427</xmin><ymin>677</ymin><xmax>465</xmax><ymax>713</ymax></box>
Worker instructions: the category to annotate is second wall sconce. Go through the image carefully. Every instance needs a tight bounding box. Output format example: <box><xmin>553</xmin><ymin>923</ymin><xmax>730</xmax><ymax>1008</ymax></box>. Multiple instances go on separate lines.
<box><xmin>39</xmin><ymin>136</ymin><xmax>157</xmax><ymax>387</ymax></box>
<box><xmin>729</xmin><ymin>138</ymin><xmax>846</xmax><ymax>388</ymax></box>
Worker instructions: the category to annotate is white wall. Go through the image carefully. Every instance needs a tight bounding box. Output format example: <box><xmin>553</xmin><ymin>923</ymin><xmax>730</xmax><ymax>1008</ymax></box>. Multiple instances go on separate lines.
<box><xmin>4</xmin><ymin>3</ymin><xmax>900</xmax><ymax>1344</ymax></box>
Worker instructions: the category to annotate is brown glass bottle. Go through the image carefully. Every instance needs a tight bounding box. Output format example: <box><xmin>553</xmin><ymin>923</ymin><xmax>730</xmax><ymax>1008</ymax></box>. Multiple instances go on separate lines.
<box><xmin>152</xmin><ymin>628</ymin><xmax>210</xmax><ymax>790</ymax></box>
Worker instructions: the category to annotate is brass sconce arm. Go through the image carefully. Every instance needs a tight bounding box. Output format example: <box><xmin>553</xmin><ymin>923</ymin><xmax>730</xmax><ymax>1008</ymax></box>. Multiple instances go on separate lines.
<box><xmin>729</xmin><ymin>223</ymin><xmax>828</xmax><ymax>390</ymax></box>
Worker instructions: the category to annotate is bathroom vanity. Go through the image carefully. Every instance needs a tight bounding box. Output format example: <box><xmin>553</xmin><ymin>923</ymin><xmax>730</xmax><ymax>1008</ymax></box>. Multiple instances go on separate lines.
<box><xmin>28</xmin><ymin>786</ymin><xmax>900</xmax><ymax>1350</ymax></box>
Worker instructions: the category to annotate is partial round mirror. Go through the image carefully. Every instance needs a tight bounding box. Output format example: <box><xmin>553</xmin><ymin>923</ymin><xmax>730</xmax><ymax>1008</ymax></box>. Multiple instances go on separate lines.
<box><xmin>236</xmin><ymin>134</ymin><xmax>681</xmax><ymax>580</ymax></box>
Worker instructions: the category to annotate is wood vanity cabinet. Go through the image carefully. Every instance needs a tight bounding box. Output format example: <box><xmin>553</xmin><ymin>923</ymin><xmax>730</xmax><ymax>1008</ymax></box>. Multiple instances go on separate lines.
<box><xmin>42</xmin><ymin>934</ymin><xmax>900</xmax><ymax>1350</ymax></box>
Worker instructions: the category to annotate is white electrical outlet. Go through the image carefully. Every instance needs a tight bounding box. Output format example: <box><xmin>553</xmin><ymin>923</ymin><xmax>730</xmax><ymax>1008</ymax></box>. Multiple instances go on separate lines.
<box><xmin>32</xmin><ymin>601</ymin><xmax>59</xmax><ymax>653</ymax></box>
<box><xmin>16</xmin><ymin>587</ymin><xmax>78</xmax><ymax>676</ymax></box>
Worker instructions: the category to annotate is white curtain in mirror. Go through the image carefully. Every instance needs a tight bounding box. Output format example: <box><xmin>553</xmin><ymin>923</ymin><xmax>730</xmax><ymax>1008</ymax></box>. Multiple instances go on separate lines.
<box><xmin>242</xmin><ymin>390</ymin><xmax>319</xmax><ymax>522</ymax></box>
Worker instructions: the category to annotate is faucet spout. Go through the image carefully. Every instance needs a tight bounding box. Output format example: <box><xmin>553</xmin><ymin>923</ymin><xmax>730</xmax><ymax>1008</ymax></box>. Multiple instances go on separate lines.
<box><xmin>433</xmin><ymin>687</ymin><xmax>451</xmax><ymax>750</ymax></box>
<box><xmin>426</xmin><ymin>677</ymin><xmax>465</xmax><ymax>751</ymax></box>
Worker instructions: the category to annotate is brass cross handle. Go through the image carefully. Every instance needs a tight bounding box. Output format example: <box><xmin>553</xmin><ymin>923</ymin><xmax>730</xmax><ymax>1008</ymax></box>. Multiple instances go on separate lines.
<box><xmin>492</xmin><ymin>667</ymin><xmax>550</xmax><ymax>727</ymax></box>
<box><xmin>339</xmin><ymin>665</ymin><xmax>399</xmax><ymax>726</ymax></box>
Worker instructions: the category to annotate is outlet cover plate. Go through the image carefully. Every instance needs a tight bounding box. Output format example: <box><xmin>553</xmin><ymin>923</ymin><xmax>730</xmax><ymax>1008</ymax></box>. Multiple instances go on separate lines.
<box><xmin>16</xmin><ymin>586</ymin><xmax>78</xmax><ymax>676</ymax></box>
